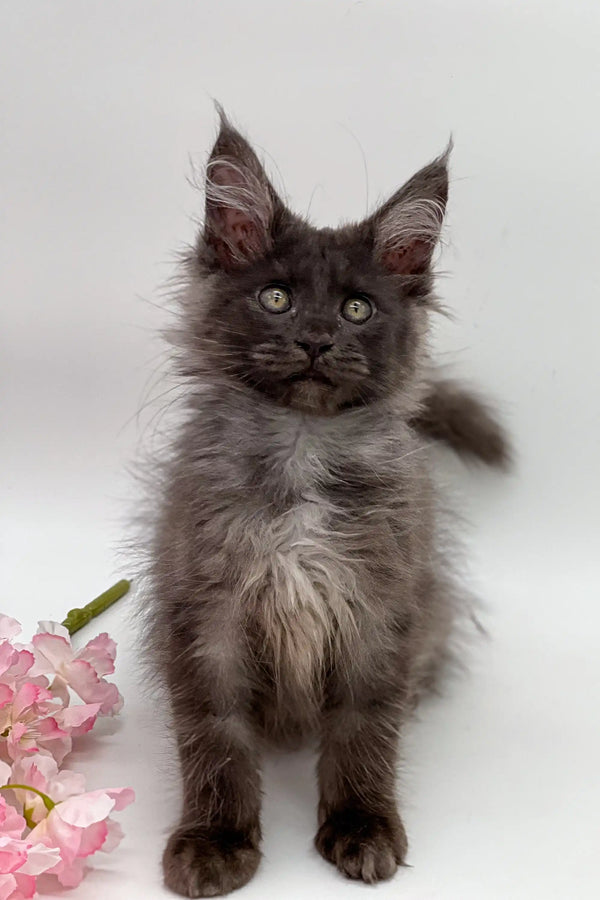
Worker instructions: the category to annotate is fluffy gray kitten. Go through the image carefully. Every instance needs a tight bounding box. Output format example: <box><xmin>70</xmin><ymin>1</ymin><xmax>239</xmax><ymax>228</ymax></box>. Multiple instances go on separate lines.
<box><xmin>142</xmin><ymin>110</ymin><xmax>508</xmax><ymax>897</ymax></box>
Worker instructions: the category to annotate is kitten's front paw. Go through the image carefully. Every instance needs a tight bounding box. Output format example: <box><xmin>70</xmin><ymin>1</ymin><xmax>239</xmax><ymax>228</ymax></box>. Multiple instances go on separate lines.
<box><xmin>163</xmin><ymin>825</ymin><xmax>261</xmax><ymax>897</ymax></box>
<box><xmin>315</xmin><ymin>806</ymin><xmax>407</xmax><ymax>884</ymax></box>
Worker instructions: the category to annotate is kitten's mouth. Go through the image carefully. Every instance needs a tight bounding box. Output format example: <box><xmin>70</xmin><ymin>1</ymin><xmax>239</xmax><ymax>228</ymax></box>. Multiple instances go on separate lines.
<box><xmin>287</xmin><ymin>371</ymin><xmax>333</xmax><ymax>386</ymax></box>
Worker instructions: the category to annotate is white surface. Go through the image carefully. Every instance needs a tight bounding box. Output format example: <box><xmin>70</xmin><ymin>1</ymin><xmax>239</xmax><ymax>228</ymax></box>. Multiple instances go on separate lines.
<box><xmin>2</xmin><ymin>1</ymin><xmax>599</xmax><ymax>897</ymax></box>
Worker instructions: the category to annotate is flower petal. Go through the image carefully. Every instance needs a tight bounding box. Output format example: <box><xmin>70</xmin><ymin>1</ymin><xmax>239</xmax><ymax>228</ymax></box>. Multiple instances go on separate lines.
<box><xmin>29</xmin><ymin>810</ymin><xmax>82</xmax><ymax>866</ymax></box>
<box><xmin>7</xmin><ymin>651</ymin><xmax>34</xmax><ymax>681</ymax></box>
<box><xmin>48</xmin><ymin>768</ymin><xmax>86</xmax><ymax>804</ymax></box>
<box><xmin>0</xmin><ymin>797</ymin><xmax>26</xmax><ymax>839</ymax></box>
<box><xmin>0</xmin><ymin>685</ymin><xmax>13</xmax><ymax>710</ymax></box>
<box><xmin>61</xmin><ymin>660</ymin><xmax>122</xmax><ymax>715</ymax></box>
<box><xmin>36</xmin><ymin>717</ymin><xmax>68</xmax><ymax>743</ymax></box>
<box><xmin>30</xmin><ymin>633</ymin><xmax>72</xmax><ymax>674</ymax></box>
<box><xmin>0</xmin><ymin>618</ymin><xmax>21</xmax><ymax>642</ymax></box>
<box><xmin>0</xmin><ymin>871</ymin><xmax>37</xmax><ymax>900</ymax></box>
<box><xmin>0</xmin><ymin>761</ymin><xmax>12</xmax><ymax>787</ymax></box>
<box><xmin>56</xmin><ymin>791</ymin><xmax>115</xmax><ymax>828</ymax></box>
<box><xmin>6</xmin><ymin>723</ymin><xmax>35</xmax><ymax>762</ymax></box>
<box><xmin>77</xmin><ymin>820</ymin><xmax>108</xmax><ymax>857</ymax></box>
<box><xmin>77</xmin><ymin>633</ymin><xmax>117</xmax><ymax>677</ymax></box>
<box><xmin>0</xmin><ymin>874</ymin><xmax>17</xmax><ymax>900</ymax></box>
<box><xmin>59</xmin><ymin>703</ymin><xmax>100</xmax><ymax>736</ymax></box>
<box><xmin>38</xmin><ymin>733</ymin><xmax>72</xmax><ymax>768</ymax></box>
<box><xmin>36</xmin><ymin>622</ymin><xmax>70</xmax><ymax>641</ymax></box>
<box><xmin>11</xmin><ymin>683</ymin><xmax>53</xmax><ymax>720</ymax></box>
<box><xmin>0</xmin><ymin>645</ymin><xmax>17</xmax><ymax>680</ymax></box>
<box><xmin>11</xmin><ymin>753</ymin><xmax>57</xmax><ymax>789</ymax></box>
<box><xmin>17</xmin><ymin>842</ymin><xmax>61</xmax><ymax>876</ymax></box>
<box><xmin>51</xmin><ymin>856</ymin><xmax>86</xmax><ymax>888</ymax></box>
<box><xmin>13</xmin><ymin>872</ymin><xmax>37</xmax><ymax>899</ymax></box>
<box><xmin>47</xmin><ymin>675</ymin><xmax>70</xmax><ymax>707</ymax></box>
<box><xmin>104</xmin><ymin>787</ymin><xmax>135</xmax><ymax>812</ymax></box>
<box><xmin>100</xmin><ymin>818</ymin><xmax>124</xmax><ymax>854</ymax></box>
<box><xmin>0</xmin><ymin>840</ymin><xmax>27</xmax><ymax>875</ymax></box>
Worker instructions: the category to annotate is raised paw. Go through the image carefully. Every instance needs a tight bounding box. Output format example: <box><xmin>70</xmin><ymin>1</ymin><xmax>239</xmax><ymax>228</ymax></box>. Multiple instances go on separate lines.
<box><xmin>163</xmin><ymin>825</ymin><xmax>261</xmax><ymax>897</ymax></box>
<box><xmin>315</xmin><ymin>806</ymin><xmax>408</xmax><ymax>884</ymax></box>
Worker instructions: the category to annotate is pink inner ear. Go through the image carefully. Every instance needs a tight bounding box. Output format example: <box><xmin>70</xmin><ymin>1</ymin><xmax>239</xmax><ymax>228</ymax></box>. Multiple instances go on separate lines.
<box><xmin>219</xmin><ymin>208</ymin><xmax>262</xmax><ymax>250</ymax></box>
<box><xmin>210</xmin><ymin>161</ymin><xmax>245</xmax><ymax>186</ymax></box>
<box><xmin>211</xmin><ymin>207</ymin><xmax>263</xmax><ymax>268</ymax></box>
<box><xmin>206</xmin><ymin>160</ymin><xmax>272</xmax><ymax>267</ymax></box>
<box><xmin>381</xmin><ymin>239</ymin><xmax>433</xmax><ymax>275</ymax></box>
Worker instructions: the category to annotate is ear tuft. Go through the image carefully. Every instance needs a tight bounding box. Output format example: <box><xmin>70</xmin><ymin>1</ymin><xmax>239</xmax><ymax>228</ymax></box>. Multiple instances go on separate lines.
<box><xmin>203</xmin><ymin>109</ymin><xmax>282</xmax><ymax>269</ymax></box>
<box><xmin>373</xmin><ymin>145</ymin><xmax>450</xmax><ymax>276</ymax></box>
<box><xmin>205</xmin><ymin>157</ymin><xmax>276</xmax><ymax>267</ymax></box>
<box><xmin>377</xmin><ymin>197</ymin><xmax>447</xmax><ymax>275</ymax></box>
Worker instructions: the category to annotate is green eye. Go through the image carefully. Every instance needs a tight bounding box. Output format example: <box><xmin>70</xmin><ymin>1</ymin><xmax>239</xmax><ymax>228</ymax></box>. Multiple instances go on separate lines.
<box><xmin>258</xmin><ymin>285</ymin><xmax>292</xmax><ymax>314</ymax></box>
<box><xmin>342</xmin><ymin>296</ymin><xmax>373</xmax><ymax>323</ymax></box>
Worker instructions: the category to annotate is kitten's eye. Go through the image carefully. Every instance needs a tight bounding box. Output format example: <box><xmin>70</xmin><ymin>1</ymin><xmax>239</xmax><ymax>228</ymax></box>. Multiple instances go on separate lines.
<box><xmin>258</xmin><ymin>285</ymin><xmax>292</xmax><ymax>314</ymax></box>
<box><xmin>341</xmin><ymin>296</ymin><xmax>373</xmax><ymax>324</ymax></box>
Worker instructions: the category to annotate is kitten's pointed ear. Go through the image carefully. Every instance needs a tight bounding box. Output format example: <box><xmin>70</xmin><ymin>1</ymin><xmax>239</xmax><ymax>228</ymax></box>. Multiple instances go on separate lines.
<box><xmin>203</xmin><ymin>107</ymin><xmax>284</xmax><ymax>269</ymax></box>
<box><xmin>371</xmin><ymin>143</ymin><xmax>451</xmax><ymax>276</ymax></box>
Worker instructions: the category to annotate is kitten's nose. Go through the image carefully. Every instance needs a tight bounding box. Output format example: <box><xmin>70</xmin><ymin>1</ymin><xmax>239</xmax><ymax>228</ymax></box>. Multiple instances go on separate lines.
<box><xmin>295</xmin><ymin>336</ymin><xmax>334</xmax><ymax>361</ymax></box>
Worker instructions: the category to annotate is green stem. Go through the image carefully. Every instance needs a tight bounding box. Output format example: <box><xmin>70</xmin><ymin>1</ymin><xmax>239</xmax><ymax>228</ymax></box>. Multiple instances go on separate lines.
<box><xmin>23</xmin><ymin>805</ymin><xmax>37</xmax><ymax>829</ymax></box>
<box><xmin>61</xmin><ymin>579</ymin><xmax>131</xmax><ymax>636</ymax></box>
<box><xmin>0</xmin><ymin>783</ymin><xmax>55</xmax><ymax>811</ymax></box>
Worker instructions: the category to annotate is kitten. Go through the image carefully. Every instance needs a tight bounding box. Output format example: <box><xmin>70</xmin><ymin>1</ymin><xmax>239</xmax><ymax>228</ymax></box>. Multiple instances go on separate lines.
<box><xmin>142</xmin><ymin>110</ymin><xmax>508</xmax><ymax>897</ymax></box>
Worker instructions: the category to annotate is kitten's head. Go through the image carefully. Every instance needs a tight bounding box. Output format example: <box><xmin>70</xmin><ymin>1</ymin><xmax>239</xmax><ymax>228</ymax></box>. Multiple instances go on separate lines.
<box><xmin>186</xmin><ymin>110</ymin><xmax>449</xmax><ymax>415</ymax></box>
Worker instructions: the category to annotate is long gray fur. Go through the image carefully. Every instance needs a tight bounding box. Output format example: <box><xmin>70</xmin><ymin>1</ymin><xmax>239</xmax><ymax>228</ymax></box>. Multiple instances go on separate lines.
<box><xmin>138</xmin><ymin>109</ymin><xmax>509</xmax><ymax>897</ymax></box>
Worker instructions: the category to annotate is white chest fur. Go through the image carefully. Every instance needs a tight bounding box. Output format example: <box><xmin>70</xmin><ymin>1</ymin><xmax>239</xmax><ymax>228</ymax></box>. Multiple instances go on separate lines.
<box><xmin>240</xmin><ymin>418</ymin><xmax>361</xmax><ymax>701</ymax></box>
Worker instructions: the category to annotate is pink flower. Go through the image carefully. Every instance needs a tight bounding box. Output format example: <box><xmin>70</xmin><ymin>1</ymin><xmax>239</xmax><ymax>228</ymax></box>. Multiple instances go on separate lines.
<box><xmin>28</xmin><ymin>785</ymin><xmax>134</xmax><ymax>887</ymax></box>
<box><xmin>0</xmin><ymin>682</ymin><xmax>100</xmax><ymax>767</ymax></box>
<box><xmin>0</xmin><ymin>787</ymin><xmax>26</xmax><ymax>840</ymax></box>
<box><xmin>0</xmin><ymin>612</ymin><xmax>134</xmax><ymax>894</ymax></box>
<box><xmin>7</xmin><ymin>756</ymin><xmax>85</xmax><ymax>826</ymax></box>
<box><xmin>0</xmin><ymin>872</ymin><xmax>36</xmax><ymax>899</ymax></box>
<box><xmin>2</xmin><ymin>754</ymin><xmax>134</xmax><ymax>888</ymax></box>
<box><xmin>0</xmin><ymin>838</ymin><xmax>61</xmax><ymax>898</ymax></box>
<box><xmin>0</xmin><ymin>686</ymin><xmax>12</xmax><ymax>714</ymax></box>
<box><xmin>0</xmin><ymin>790</ymin><xmax>60</xmax><ymax>899</ymax></box>
<box><xmin>0</xmin><ymin>835</ymin><xmax>60</xmax><ymax>875</ymax></box>
<box><xmin>0</xmin><ymin>684</ymin><xmax>65</xmax><ymax>765</ymax></box>
<box><xmin>0</xmin><ymin>620</ymin><xmax>37</xmax><ymax>696</ymax></box>
<box><xmin>0</xmin><ymin>648</ymin><xmax>36</xmax><ymax>694</ymax></box>
<box><xmin>30</xmin><ymin>624</ymin><xmax>122</xmax><ymax>716</ymax></box>
<box><xmin>0</xmin><ymin>620</ymin><xmax>21</xmax><ymax>644</ymax></box>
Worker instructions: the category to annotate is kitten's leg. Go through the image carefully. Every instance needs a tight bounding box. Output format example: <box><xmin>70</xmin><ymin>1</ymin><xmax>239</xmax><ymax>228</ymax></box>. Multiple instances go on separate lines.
<box><xmin>161</xmin><ymin>628</ymin><xmax>261</xmax><ymax>898</ymax></box>
<box><xmin>315</xmin><ymin>684</ymin><xmax>408</xmax><ymax>884</ymax></box>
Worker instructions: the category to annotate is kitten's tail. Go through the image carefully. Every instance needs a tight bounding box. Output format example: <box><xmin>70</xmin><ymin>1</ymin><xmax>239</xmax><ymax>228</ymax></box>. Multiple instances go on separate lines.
<box><xmin>412</xmin><ymin>379</ymin><xmax>511</xmax><ymax>469</ymax></box>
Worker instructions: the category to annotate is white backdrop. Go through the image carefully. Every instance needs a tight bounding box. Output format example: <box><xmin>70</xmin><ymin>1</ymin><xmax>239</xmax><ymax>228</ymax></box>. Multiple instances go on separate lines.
<box><xmin>2</xmin><ymin>2</ymin><xmax>599</xmax><ymax>898</ymax></box>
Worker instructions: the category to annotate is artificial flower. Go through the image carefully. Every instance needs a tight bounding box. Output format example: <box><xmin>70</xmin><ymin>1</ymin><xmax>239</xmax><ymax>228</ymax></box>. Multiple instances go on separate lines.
<box><xmin>30</xmin><ymin>625</ymin><xmax>122</xmax><ymax>716</ymax></box>
<box><xmin>0</xmin><ymin>585</ymin><xmax>132</xmax><ymax>896</ymax></box>
<box><xmin>0</xmin><ymin>684</ymin><xmax>100</xmax><ymax>766</ymax></box>
<box><xmin>28</xmin><ymin>786</ymin><xmax>134</xmax><ymax>887</ymax></box>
